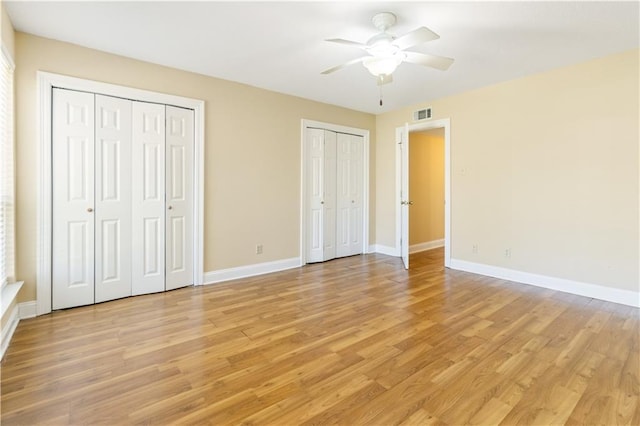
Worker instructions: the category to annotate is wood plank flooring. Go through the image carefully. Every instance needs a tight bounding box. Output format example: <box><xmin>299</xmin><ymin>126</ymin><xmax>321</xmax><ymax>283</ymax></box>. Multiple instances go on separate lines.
<box><xmin>2</xmin><ymin>249</ymin><xmax>639</xmax><ymax>425</ymax></box>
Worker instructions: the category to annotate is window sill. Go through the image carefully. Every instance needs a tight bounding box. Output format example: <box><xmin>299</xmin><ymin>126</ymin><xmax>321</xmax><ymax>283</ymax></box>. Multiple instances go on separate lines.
<box><xmin>1</xmin><ymin>281</ymin><xmax>23</xmax><ymax>319</ymax></box>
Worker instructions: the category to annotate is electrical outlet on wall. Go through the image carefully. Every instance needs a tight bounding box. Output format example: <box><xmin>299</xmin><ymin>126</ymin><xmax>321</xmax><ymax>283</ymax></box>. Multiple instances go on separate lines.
<box><xmin>472</xmin><ymin>244</ymin><xmax>478</xmax><ymax>254</ymax></box>
<box><xmin>256</xmin><ymin>244</ymin><xmax>263</xmax><ymax>255</ymax></box>
<box><xmin>504</xmin><ymin>248</ymin><xmax>511</xmax><ymax>258</ymax></box>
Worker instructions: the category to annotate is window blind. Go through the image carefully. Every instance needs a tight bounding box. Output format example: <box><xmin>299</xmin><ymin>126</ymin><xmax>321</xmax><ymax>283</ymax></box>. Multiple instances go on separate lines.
<box><xmin>0</xmin><ymin>45</ymin><xmax>15</xmax><ymax>288</ymax></box>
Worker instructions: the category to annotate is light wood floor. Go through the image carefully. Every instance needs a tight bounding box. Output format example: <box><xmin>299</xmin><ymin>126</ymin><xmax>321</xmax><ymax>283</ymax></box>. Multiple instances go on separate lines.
<box><xmin>2</xmin><ymin>249</ymin><xmax>639</xmax><ymax>425</ymax></box>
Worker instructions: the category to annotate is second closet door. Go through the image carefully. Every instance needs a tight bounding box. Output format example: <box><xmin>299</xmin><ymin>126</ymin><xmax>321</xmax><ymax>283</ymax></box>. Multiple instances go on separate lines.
<box><xmin>131</xmin><ymin>103</ymin><xmax>194</xmax><ymax>294</ymax></box>
<box><xmin>305</xmin><ymin>129</ymin><xmax>364</xmax><ymax>263</ymax></box>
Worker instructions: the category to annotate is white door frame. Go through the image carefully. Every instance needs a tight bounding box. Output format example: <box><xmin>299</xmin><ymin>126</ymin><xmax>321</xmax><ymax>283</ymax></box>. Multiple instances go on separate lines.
<box><xmin>300</xmin><ymin>119</ymin><xmax>370</xmax><ymax>265</ymax></box>
<box><xmin>396</xmin><ymin>118</ymin><xmax>451</xmax><ymax>268</ymax></box>
<box><xmin>36</xmin><ymin>71</ymin><xmax>205</xmax><ymax>316</ymax></box>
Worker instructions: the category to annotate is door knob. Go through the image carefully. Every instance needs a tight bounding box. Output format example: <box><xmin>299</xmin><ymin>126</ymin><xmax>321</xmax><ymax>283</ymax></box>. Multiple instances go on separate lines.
<box><xmin>168</xmin><ymin>205</ymin><xmax>173</xmax><ymax>210</ymax></box>
<box><xmin>320</xmin><ymin>201</ymin><xmax>324</xmax><ymax>204</ymax></box>
<box><xmin>87</xmin><ymin>207</ymin><xmax>93</xmax><ymax>212</ymax></box>
<box><xmin>401</xmin><ymin>200</ymin><xmax>414</xmax><ymax>206</ymax></box>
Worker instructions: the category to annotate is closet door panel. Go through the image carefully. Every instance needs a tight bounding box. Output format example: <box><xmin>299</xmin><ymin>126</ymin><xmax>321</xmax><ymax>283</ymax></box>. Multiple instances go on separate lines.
<box><xmin>348</xmin><ymin>135</ymin><xmax>364</xmax><ymax>256</ymax></box>
<box><xmin>132</xmin><ymin>102</ymin><xmax>166</xmax><ymax>295</ymax></box>
<box><xmin>306</xmin><ymin>128</ymin><xmax>325</xmax><ymax>263</ymax></box>
<box><xmin>94</xmin><ymin>95</ymin><xmax>132</xmax><ymax>303</ymax></box>
<box><xmin>336</xmin><ymin>133</ymin><xmax>350</xmax><ymax>258</ymax></box>
<box><xmin>165</xmin><ymin>106</ymin><xmax>194</xmax><ymax>290</ymax></box>
<box><xmin>52</xmin><ymin>89</ymin><xmax>95</xmax><ymax>309</ymax></box>
<box><xmin>323</xmin><ymin>131</ymin><xmax>337</xmax><ymax>262</ymax></box>
<box><xmin>336</xmin><ymin>134</ymin><xmax>364</xmax><ymax>258</ymax></box>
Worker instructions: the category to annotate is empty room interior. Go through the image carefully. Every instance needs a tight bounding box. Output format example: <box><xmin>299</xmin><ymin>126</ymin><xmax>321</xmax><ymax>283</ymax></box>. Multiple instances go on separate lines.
<box><xmin>0</xmin><ymin>1</ymin><xmax>638</xmax><ymax>425</ymax></box>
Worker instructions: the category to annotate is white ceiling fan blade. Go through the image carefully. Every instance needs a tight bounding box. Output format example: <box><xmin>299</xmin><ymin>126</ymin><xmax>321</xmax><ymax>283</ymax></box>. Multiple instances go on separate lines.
<box><xmin>321</xmin><ymin>56</ymin><xmax>367</xmax><ymax>75</ymax></box>
<box><xmin>393</xmin><ymin>27</ymin><xmax>440</xmax><ymax>51</ymax></box>
<box><xmin>326</xmin><ymin>38</ymin><xmax>369</xmax><ymax>49</ymax></box>
<box><xmin>376</xmin><ymin>74</ymin><xmax>393</xmax><ymax>86</ymax></box>
<box><xmin>403</xmin><ymin>51</ymin><xmax>454</xmax><ymax>71</ymax></box>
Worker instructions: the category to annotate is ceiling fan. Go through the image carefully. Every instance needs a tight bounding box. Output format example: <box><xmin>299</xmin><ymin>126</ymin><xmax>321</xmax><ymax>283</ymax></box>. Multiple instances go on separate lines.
<box><xmin>322</xmin><ymin>12</ymin><xmax>454</xmax><ymax>86</ymax></box>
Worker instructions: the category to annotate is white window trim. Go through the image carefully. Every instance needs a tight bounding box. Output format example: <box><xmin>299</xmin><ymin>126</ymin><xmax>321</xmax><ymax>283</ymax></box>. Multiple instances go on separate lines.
<box><xmin>0</xmin><ymin>43</ymin><xmax>15</xmax><ymax>291</ymax></box>
<box><xmin>36</xmin><ymin>71</ymin><xmax>206</xmax><ymax>316</ymax></box>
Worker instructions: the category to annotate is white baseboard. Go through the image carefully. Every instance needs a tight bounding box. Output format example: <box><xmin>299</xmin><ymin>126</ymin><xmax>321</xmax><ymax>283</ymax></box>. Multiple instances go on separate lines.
<box><xmin>449</xmin><ymin>258</ymin><xmax>640</xmax><ymax>308</ymax></box>
<box><xmin>19</xmin><ymin>301</ymin><xmax>37</xmax><ymax>319</ymax></box>
<box><xmin>1</xmin><ymin>301</ymin><xmax>20</xmax><ymax>359</ymax></box>
<box><xmin>373</xmin><ymin>244</ymin><xmax>400</xmax><ymax>257</ymax></box>
<box><xmin>410</xmin><ymin>239</ymin><xmax>444</xmax><ymax>254</ymax></box>
<box><xmin>203</xmin><ymin>257</ymin><xmax>301</xmax><ymax>285</ymax></box>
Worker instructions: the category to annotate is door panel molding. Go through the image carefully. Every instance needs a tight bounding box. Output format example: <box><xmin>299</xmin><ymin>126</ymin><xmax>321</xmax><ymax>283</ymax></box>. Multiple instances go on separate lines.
<box><xmin>37</xmin><ymin>72</ymin><xmax>205</xmax><ymax>316</ymax></box>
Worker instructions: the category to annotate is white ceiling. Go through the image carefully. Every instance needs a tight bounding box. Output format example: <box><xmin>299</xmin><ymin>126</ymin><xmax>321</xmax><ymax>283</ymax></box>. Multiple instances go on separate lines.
<box><xmin>5</xmin><ymin>1</ymin><xmax>639</xmax><ymax>114</ymax></box>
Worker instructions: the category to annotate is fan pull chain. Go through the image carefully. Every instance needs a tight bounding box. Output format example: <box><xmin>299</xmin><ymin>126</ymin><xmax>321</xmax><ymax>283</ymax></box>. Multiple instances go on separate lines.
<box><xmin>379</xmin><ymin>85</ymin><xmax>383</xmax><ymax>106</ymax></box>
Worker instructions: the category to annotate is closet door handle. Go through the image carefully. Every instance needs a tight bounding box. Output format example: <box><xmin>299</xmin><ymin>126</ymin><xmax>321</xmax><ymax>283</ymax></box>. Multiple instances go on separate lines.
<box><xmin>168</xmin><ymin>205</ymin><xmax>173</xmax><ymax>210</ymax></box>
<box><xmin>87</xmin><ymin>208</ymin><xmax>93</xmax><ymax>213</ymax></box>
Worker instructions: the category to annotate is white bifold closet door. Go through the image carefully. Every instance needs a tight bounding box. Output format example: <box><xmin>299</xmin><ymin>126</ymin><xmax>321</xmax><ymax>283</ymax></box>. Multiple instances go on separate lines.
<box><xmin>165</xmin><ymin>106</ymin><xmax>194</xmax><ymax>291</ymax></box>
<box><xmin>95</xmin><ymin>95</ymin><xmax>133</xmax><ymax>303</ymax></box>
<box><xmin>336</xmin><ymin>133</ymin><xmax>364</xmax><ymax>258</ymax></box>
<box><xmin>306</xmin><ymin>128</ymin><xmax>363</xmax><ymax>263</ymax></box>
<box><xmin>52</xmin><ymin>89</ymin><xmax>96</xmax><ymax>309</ymax></box>
<box><xmin>131</xmin><ymin>103</ymin><xmax>193</xmax><ymax>294</ymax></box>
<box><xmin>53</xmin><ymin>92</ymin><xmax>134</xmax><ymax>309</ymax></box>
<box><xmin>53</xmin><ymin>89</ymin><xmax>193</xmax><ymax>310</ymax></box>
<box><xmin>131</xmin><ymin>102</ymin><xmax>165</xmax><ymax>295</ymax></box>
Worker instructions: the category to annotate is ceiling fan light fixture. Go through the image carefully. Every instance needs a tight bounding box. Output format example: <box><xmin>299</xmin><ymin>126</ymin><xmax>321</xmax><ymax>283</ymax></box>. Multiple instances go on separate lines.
<box><xmin>366</xmin><ymin>33</ymin><xmax>398</xmax><ymax>57</ymax></box>
<box><xmin>362</xmin><ymin>52</ymin><xmax>405</xmax><ymax>77</ymax></box>
<box><xmin>322</xmin><ymin>11</ymin><xmax>454</xmax><ymax>87</ymax></box>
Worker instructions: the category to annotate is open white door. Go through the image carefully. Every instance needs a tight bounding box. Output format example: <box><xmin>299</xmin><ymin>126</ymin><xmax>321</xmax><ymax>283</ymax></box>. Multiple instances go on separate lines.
<box><xmin>399</xmin><ymin>124</ymin><xmax>410</xmax><ymax>269</ymax></box>
<box><xmin>396</xmin><ymin>119</ymin><xmax>451</xmax><ymax>269</ymax></box>
<box><xmin>400</xmin><ymin>124</ymin><xmax>411</xmax><ymax>269</ymax></box>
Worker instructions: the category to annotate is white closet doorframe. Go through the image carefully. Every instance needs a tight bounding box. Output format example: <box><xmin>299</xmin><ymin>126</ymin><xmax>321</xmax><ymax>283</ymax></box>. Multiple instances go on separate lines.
<box><xmin>37</xmin><ymin>72</ymin><xmax>206</xmax><ymax>316</ymax></box>
<box><xmin>300</xmin><ymin>119</ymin><xmax>370</xmax><ymax>265</ymax></box>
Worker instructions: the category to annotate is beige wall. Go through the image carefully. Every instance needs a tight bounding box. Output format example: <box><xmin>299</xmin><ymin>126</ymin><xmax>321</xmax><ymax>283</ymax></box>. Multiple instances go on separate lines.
<box><xmin>409</xmin><ymin>129</ymin><xmax>444</xmax><ymax>246</ymax></box>
<box><xmin>377</xmin><ymin>49</ymin><xmax>639</xmax><ymax>292</ymax></box>
<box><xmin>11</xmin><ymin>29</ymin><xmax>639</xmax><ymax>303</ymax></box>
<box><xmin>14</xmin><ymin>32</ymin><xmax>376</xmax><ymax>302</ymax></box>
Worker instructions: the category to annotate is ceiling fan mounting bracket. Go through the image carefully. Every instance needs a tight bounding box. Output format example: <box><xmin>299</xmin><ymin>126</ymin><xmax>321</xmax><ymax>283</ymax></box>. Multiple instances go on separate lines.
<box><xmin>371</xmin><ymin>12</ymin><xmax>397</xmax><ymax>32</ymax></box>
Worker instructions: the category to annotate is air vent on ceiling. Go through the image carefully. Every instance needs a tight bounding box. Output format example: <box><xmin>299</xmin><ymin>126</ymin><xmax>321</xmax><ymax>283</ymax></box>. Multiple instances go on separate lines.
<box><xmin>413</xmin><ymin>107</ymin><xmax>432</xmax><ymax>121</ymax></box>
